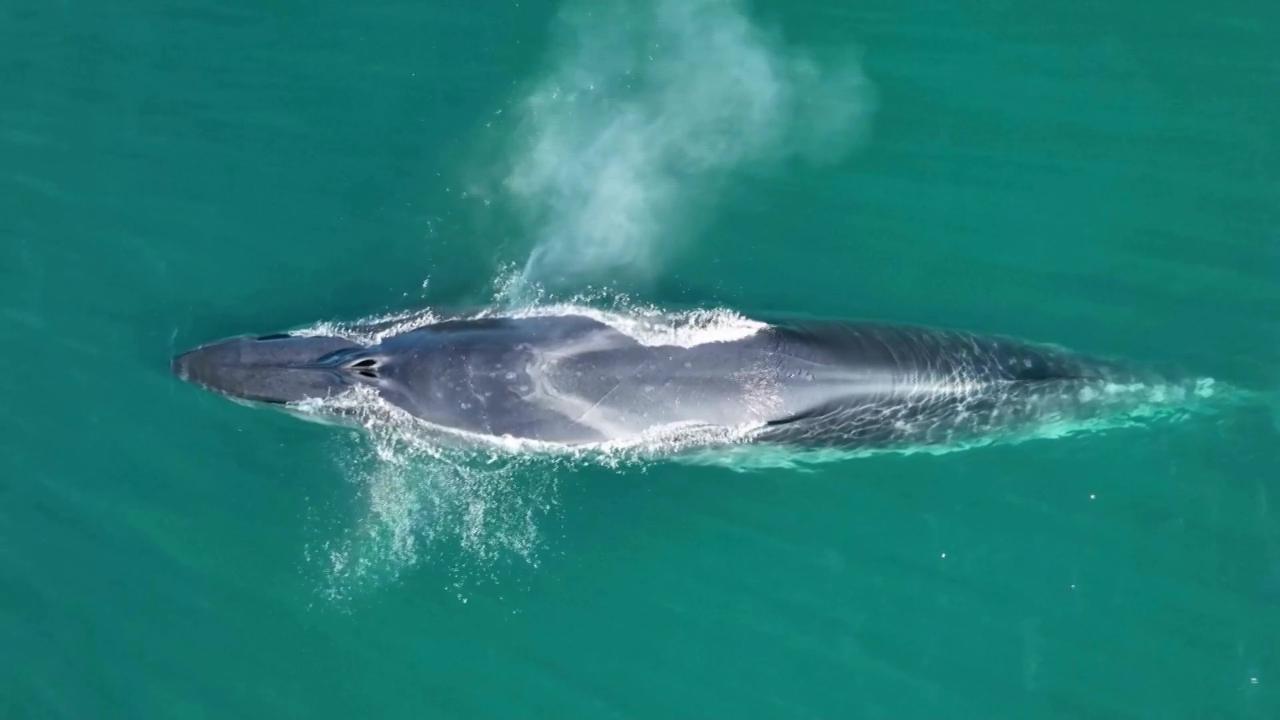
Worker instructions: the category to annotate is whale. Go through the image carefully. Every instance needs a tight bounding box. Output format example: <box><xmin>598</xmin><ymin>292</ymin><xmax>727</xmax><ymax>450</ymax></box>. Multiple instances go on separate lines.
<box><xmin>172</xmin><ymin>313</ymin><xmax>1208</xmax><ymax>449</ymax></box>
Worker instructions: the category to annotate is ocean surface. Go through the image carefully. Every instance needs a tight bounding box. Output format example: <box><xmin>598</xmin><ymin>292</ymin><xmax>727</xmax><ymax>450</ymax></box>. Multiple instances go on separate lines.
<box><xmin>3</xmin><ymin>0</ymin><xmax>1279</xmax><ymax>717</ymax></box>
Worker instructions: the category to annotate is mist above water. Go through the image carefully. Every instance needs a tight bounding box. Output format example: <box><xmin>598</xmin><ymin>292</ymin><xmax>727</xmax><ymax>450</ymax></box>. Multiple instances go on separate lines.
<box><xmin>499</xmin><ymin>0</ymin><xmax>875</xmax><ymax>292</ymax></box>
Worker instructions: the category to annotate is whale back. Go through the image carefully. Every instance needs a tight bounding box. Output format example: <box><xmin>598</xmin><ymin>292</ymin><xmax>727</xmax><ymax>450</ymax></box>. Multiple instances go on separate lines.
<box><xmin>755</xmin><ymin>322</ymin><xmax>1137</xmax><ymax>447</ymax></box>
<box><xmin>355</xmin><ymin>315</ymin><xmax>1132</xmax><ymax>446</ymax></box>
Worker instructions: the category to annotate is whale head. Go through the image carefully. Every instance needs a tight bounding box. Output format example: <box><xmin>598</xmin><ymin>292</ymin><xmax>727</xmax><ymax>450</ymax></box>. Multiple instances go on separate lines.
<box><xmin>172</xmin><ymin>333</ymin><xmax>368</xmax><ymax>405</ymax></box>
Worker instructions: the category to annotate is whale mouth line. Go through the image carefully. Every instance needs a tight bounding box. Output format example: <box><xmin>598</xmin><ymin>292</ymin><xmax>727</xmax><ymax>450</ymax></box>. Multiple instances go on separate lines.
<box><xmin>177</xmin><ymin>374</ymin><xmax>292</xmax><ymax>406</ymax></box>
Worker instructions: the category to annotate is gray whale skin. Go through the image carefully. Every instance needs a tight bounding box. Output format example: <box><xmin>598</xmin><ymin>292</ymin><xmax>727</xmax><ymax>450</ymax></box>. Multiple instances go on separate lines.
<box><xmin>172</xmin><ymin>314</ymin><xmax>1156</xmax><ymax>448</ymax></box>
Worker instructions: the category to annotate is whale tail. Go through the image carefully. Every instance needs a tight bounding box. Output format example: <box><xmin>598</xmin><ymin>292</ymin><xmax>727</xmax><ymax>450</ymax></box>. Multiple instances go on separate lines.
<box><xmin>1191</xmin><ymin>377</ymin><xmax>1280</xmax><ymax>434</ymax></box>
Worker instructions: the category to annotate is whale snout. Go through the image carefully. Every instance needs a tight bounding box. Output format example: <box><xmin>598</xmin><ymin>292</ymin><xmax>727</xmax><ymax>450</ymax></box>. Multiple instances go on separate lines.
<box><xmin>171</xmin><ymin>351</ymin><xmax>192</xmax><ymax>381</ymax></box>
<box><xmin>172</xmin><ymin>346</ymin><xmax>217</xmax><ymax>384</ymax></box>
<box><xmin>172</xmin><ymin>333</ymin><xmax>363</xmax><ymax>405</ymax></box>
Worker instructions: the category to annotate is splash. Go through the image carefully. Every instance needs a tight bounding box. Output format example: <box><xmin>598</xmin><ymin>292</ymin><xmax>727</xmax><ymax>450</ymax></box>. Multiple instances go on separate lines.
<box><xmin>293</xmin><ymin>307</ymin><xmax>441</xmax><ymax>345</ymax></box>
<box><xmin>304</xmin><ymin>386</ymin><xmax>561</xmax><ymax>602</ymax></box>
<box><xmin>302</xmin><ymin>383</ymin><xmax>762</xmax><ymax>601</ymax></box>
<box><xmin>297</xmin><ymin>302</ymin><xmax>773</xmax><ymax>598</ymax></box>
<box><xmin>498</xmin><ymin>0</ymin><xmax>874</xmax><ymax>292</ymax></box>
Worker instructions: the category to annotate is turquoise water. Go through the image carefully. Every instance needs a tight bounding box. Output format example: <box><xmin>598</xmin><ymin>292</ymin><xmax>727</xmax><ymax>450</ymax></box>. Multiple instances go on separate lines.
<box><xmin>3</xmin><ymin>0</ymin><xmax>1279</xmax><ymax>717</ymax></box>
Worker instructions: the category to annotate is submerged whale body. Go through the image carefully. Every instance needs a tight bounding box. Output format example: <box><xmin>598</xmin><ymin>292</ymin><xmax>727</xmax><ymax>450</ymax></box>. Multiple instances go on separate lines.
<box><xmin>172</xmin><ymin>313</ymin><xmax>1201</xmax><ymax>449</ymax></box>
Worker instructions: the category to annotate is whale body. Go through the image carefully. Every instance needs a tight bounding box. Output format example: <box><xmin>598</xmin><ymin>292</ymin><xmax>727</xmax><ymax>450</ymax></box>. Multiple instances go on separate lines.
<box><xmin>172</xmin><ymin>313</ymin><xmax>1197</xmax><ymax>448</ymax></box>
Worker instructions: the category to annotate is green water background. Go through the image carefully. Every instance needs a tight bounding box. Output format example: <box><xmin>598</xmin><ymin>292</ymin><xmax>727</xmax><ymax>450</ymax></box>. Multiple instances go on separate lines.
<box><xmin>3</xmin><ymin>0</ymin><xmax>1279</xmax><ymax>717</ymax></box>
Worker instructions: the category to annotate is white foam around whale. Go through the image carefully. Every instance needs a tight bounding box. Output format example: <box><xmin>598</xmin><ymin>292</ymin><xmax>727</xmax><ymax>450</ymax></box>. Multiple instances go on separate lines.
<box><xmin>296</xmin><ymin>303</ymin><xmax>767</xmax><ymax>348</ymax></box>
